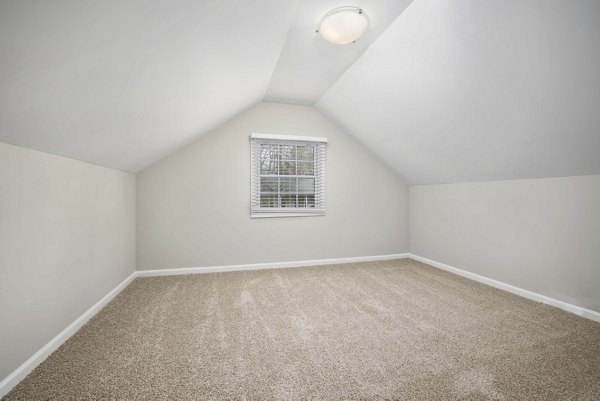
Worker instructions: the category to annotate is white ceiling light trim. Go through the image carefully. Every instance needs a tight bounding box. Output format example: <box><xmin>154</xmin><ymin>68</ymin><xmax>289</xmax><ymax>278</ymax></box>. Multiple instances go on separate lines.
<box><xmin>316</xmin><ymin>6</ymin><xmax>369</xmax><ymax>45</ymax></box>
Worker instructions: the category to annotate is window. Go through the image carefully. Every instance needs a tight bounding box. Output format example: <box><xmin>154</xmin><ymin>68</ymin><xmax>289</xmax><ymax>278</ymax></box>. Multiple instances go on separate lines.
<box><xmin>250</xmin><ymin>133</ymin><xmax>327</xmax><ymax>218</ymax></box>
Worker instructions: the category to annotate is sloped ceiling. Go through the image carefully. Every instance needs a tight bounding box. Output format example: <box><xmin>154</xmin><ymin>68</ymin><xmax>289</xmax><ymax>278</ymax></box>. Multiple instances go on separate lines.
<box><xmin>264</xmin><ymin>0</ymin><xmax>413</xmax><ymax>105</ymax></box>
<box><xmin>317</xmin><ymin>0</ymin><xmax>600</xmax><ymax>184</ymax></box>
<box><xmin>0</xmin><ymin>0</ymin><xmax>298</xmax><ymax>172</ymax></box>
<box><xmin>1</xmin><ymin>0</ymin><xmax>599</xmax><ymax>182</ymax></box>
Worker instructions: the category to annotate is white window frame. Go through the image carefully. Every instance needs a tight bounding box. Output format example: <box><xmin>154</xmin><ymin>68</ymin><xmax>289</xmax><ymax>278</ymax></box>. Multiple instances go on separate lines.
<box><xmin>250</xmin><ymin>133</ymin><xmax>327</xmax><ymax>218</ymax></box>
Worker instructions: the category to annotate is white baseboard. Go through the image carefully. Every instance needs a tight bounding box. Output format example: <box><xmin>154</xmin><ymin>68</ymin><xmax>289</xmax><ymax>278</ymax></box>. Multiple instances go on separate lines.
<box><xmin>4</xmin><ymin>252</ymin><xmax>596</xmax><ymax>398</ymax></box>
<box><xmin>0</xmin><ymin>254</ymin><xmax>409</xmax><ymax>396</ymax></box>
<box><xmin>0</xmin><ymin>271</ymin><xmax>138</xmax><ymax>399</ymax></box>
<box><xmin>136</xmin><ymin>253</ymin><xmax>410</xmax><ymax>277</ymax></box>
<box><xmin>408</xmin><ymin>254</ymin><xmax>600</xmax><ymax>324</ymax></box>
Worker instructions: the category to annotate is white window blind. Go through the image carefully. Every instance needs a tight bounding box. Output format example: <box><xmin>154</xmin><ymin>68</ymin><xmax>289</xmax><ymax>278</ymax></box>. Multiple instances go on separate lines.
<box><xmin>250</xmin><ymin>133</ymin><xmax>327</xmax><ymax>217</ymax></box>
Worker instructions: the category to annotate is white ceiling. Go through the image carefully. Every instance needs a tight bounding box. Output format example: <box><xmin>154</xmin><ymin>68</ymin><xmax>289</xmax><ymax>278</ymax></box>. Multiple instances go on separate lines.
<box><xmin>263</xmin><ymin>0</ymin><xmax>413</xmax><ymax>105</ymax></box>
<box><xmin>0</xmin><ymin>0</ymin><xmax>297</xmax><ymax>172</ymax></box>
<box><xmin>1</xmin><ymin>0</ymin><xmax>599</xmax><ymax>182</ymax></box>
<box><xmin>318</xmin><ymin>0</ymin><xmax>600</xmax><ymax>184</ymax></box>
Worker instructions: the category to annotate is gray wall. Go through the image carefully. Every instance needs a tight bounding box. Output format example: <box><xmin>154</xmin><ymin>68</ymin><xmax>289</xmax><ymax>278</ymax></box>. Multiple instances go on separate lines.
<box><xmin>409</xmin><ymin>175</ymin><xmax>600</xmax><ymax>313</ymax></box>
<box><xmin>137</xmin><ymin>102</ymin><xmax>409</xmax><ymax>269</ymax></box>
<box><xmin>0</xmin><ymin>142</ymin><xmax>136</xmax><ymax>381</ymax></box>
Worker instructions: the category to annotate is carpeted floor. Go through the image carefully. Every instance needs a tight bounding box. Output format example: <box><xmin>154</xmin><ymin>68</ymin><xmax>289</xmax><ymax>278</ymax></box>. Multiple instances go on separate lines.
<box><xmin>4</xmin><ymin>259</ymin><xmax>600</xmax><ymax>400</ymax></box>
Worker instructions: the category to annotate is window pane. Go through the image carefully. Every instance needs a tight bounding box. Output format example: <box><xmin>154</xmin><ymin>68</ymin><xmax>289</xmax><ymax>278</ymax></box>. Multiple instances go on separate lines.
<box><xmin>298</xmin><ymin>194</ymin><xmax>315</xmax><ymax>208</ymax></box>
<box><xmin>260</xmin><ymin>177</ymin><xmax>278</xmax><ymax>192</ymax></box>
<box><xmin>260</xmin><ymin>160</ymin><xmax>278</xmax><ymax>175</ymax></box>
<box><xmin>296</xmin><ymin>161</ymin><xmax>314</xmax><ymax>175</ymax></box>
<box><xmin>279</xmin><ymin>177</ymin><xmax>295</xmax><ymax>192</ymax></box>
<box><xmin>278</xmin><ymin>160</ymin><xmax>296</xmax><ymax>175</ymax></box>
<box><xmin>260</xmin><ymin>194</ymin><xmax>279</xmax><ymax>208</ymax></box>
<box><xmin>297</xmin><ymin>146</ymin><xmax>314</xmax><ymax>161</ymax></box>
<box><xmin>281</xmin><ymin>194</ymin><xmax>297</xmax><ymax>208</ymax></box>
<box><xmin>278</xmin><ymin>145</ymin><xmax>296</xmax><ymax>160</ymax></box>
<box><xmin>259</xmin><ymin>144</ymin><xmax>278</xmax><ymax>174</ymax></box>
<box><xmin>259</xmin><ymin>144</ymin><xmax>278</xmax><ymax>160</ymax></box>
<box><xmin>298</xmin><ymin>178</ymin><xmax>315</xmax><ymax>194</ymax></box>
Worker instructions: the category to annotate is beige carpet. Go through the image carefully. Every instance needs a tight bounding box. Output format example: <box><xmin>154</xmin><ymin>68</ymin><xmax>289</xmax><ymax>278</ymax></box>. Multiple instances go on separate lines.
<box><xmin>4</xmin><ymin>259</ymin><xmax>600</xmax><ymax>400</ymax></box>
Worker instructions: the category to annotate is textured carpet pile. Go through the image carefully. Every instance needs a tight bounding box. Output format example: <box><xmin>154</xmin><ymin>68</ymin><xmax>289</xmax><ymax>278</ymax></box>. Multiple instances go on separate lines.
<box><xmin>4</xmin><ymin>259</ymin><xmax>600</xmax><ymax>400</ymax></box>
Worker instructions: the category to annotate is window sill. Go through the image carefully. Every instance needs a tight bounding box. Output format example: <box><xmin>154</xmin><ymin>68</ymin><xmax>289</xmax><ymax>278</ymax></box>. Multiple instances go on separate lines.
<box><xmin>251</xmin><ymin>212</ymin><xmax>325</xmax><ymax>219</ymax></box>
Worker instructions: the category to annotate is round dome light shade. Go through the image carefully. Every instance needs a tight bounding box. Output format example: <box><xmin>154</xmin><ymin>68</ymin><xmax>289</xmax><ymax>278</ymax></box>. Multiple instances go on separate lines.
<box><xmin>317</xmin><ymin>7</ymin><xmax>369</xmax><ymax>45</ymax></box>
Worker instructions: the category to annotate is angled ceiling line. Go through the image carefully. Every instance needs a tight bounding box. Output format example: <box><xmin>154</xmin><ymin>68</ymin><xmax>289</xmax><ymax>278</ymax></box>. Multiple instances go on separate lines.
<box><xmin>260</xmin><ymin>0</ymin><xmax>302</xmax><ymax>103</ymax></box>
<box><xmin>264</xmin><ymin>0</ymin><xmax>415</xmax><ymax>105</ymax></box>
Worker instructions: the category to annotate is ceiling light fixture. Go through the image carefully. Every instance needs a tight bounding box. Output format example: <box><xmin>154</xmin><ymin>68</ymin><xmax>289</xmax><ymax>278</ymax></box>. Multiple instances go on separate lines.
<box><xmin>316</xmin><ymin>6</ymin><xmax>369</xmax><ymax>45</ymax></box>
